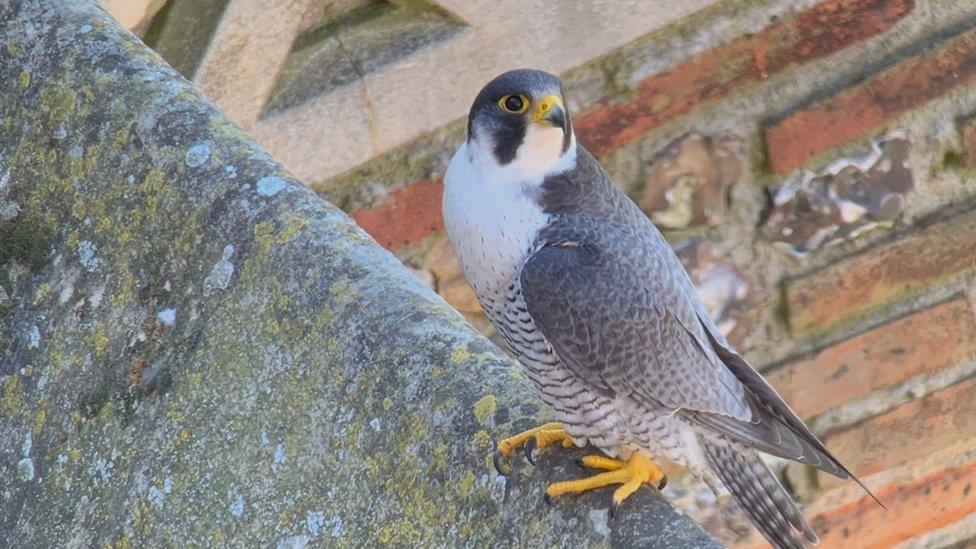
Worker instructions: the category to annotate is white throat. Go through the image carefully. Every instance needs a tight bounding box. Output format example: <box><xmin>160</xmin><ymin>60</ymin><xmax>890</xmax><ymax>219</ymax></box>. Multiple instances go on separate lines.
<box><xmin>442</xmin><ymin>129</ymin><xmax>577</xmax><ymax>298</ymax></box>
<box><xmin>469</xmin><ymin>125</ymin><xmax>578</xmax><ymax>186</ymax></box>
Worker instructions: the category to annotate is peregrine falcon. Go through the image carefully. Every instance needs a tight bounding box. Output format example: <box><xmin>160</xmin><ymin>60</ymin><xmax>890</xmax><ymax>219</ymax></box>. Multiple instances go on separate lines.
<box><xmin>442</xmin><ymin>69</ymin><xmax>878</xmax><ymax>548</ymax></box>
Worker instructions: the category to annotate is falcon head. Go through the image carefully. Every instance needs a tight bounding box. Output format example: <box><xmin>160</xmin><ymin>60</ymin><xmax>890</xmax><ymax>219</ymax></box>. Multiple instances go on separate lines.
<box><xmin>466</xmin><ymin>69</ymin><xmax>574</xmax><ymax>180</ymax></box>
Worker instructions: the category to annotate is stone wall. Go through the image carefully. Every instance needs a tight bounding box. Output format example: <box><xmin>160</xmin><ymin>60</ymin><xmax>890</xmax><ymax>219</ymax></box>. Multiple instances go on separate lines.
<box><xmin>0</xmin><ymin>1</ymin><xmax>719</xmax><ymax>547</ymax></box>
<box><xmin>99</xmin><ymin>0</ymin><xmax>976</xmax><ymax>546</ymax></box>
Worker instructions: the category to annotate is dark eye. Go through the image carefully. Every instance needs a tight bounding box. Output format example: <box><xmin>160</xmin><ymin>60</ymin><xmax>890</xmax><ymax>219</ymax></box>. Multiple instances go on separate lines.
<box><xmin>498</xmin><ymin>94</ymin><xmax>529</xmax><ymax>114</ymax></box>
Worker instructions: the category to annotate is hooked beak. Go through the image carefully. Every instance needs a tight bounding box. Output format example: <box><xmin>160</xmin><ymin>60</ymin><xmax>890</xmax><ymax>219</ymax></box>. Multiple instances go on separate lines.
<box><xmin>531</xmin><ymin>94</ymin><xmax>566</xmax><ymax>130</ymax></box>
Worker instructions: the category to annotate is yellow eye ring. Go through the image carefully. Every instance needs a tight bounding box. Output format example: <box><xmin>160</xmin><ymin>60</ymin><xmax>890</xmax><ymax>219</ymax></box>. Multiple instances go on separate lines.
<box><xmin>498</xmin><ymin>94</ymin><xmax>529</xmax><ymax>114</ymax></box>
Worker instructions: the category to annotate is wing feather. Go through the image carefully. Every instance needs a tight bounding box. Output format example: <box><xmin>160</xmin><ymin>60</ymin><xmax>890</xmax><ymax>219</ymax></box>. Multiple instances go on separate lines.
<box><xmin>519</xmin><ymin>147</ymin><xmax>877</xmax><ymax>501</ymax></box>
<box><xmin>519</xmin><ymin>233</ymin><xmax>752</xmax><ymax>421</ymax></box>
<box><xmin>519</xmin><ymin>224</ymin><xmax>856</xmax><ymax>480</ymax></box>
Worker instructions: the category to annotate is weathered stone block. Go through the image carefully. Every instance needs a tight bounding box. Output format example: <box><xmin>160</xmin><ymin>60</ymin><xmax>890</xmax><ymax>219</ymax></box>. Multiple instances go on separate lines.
<box><xmin>641</xmin><ymin>134</ymin><xmax>742</xmax><ymax>229</ymax></box>
<box><xmin>763</xmin><ymin>134</ymin><xmax>913</xmax><ymax>254</ymax></box>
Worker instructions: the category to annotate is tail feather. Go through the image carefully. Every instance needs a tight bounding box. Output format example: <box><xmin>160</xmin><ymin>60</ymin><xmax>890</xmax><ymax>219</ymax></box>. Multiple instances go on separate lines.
<box><xmin>704</xmin><ymin>440</ymin><xmax>816</xmax><ymax>549</ymax></box>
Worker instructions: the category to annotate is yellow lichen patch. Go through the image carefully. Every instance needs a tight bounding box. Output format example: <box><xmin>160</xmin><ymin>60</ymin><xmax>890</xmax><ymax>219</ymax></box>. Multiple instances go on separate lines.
<box><xmin>280</xmin><ymin>213</ymin><xmax>309</xmax><ymax>243</ymax></box>
<box><xmin>473</xmin><ymin>429</ymin><xmax>491</xmax><ymax>448</ymax></box>
<box><xmin>407</xmin><ymin>414</ymin><xmax>429</xmax><ymax>444</ymax></box>
<box><xmin>141</xmin><ymin>169</ymin><xmax>168</xmax><ymax>217</ymax></box>
<box><xmin>312</xmin><ymin>309</ymin><xmax>333</xmax><ymax>332</ymax></box>
<box><xmin>382</xmin><ymin>397</ymin><xmax>393</xmax><ymax>411</ymax></box>
<box><xmin>253</xmin><ymin>221</ymin><xmax>274</xmax><ymax>250</ymax></box>
<box><xmin>457</xmin><ymin>470</ymin><xmax>476</xmax><ymax>498</ymax></box>
<box><xmin>254</xmin><ymin>214</ymin><xmax>310</xmax><ymax>252</ymax></box>
<box><xmin>450</xmin><ymin>347</ymin><xmax>470</xmax><ymax>364</ymax></box>
<box><xmin>109</xmin><ymin>128</ymin><xmax>129</xmax><ymax>151</ymax></box>
<box><xmin>40</xmin><ymin>86</ymin><xmax>76</xmax><ymax>123</ymax></box>
<box><xmin>278</xmin><ymin>508</ymin><xmax>294</xmax><ymax>530</ymax></box>
<box><xmin>265</xmin><ymin>317</ymin><xmax>280</xmax><ymax>335</ymax></box>
<box><xmin>167</xmin><ymin>403</ymin><xmax>183</xmax><ymax>425</ymax></box>
<box><xmin>375</xmin><ymin>526</ymin><xmax>393</xmax><ymax>544</ymax></box>
<box><xmin>80</xmin><ymin>87</ymin><xmax>96</xmax><ymax>105</ymax></box>
<box><xmin>108</xmin><ymin>535</ymin><xmax>134</xmax><ymax>549</ymax></box>
<box><xmin>178</xmin><ymin>429</ymin><xmax>191</xmax><ymax>443</ymax></box>
<box><xmin>432</xmin><ymin>442</ymin><xmax>449</xmax><ymax>472</ymax></box>
<box><xmin>92</xmin><ymin>329</ymin><xmax>110</xmax><ymax>357</ymax></box>
<box><xmin>69</xmin><ymin>448</ymin><xmax>81</xmax><ymax>461</ymax></box>
<box><xmin>117</xmin><ymin>228</ymin><xmax>133</xmax><ymax>246</ymax></box>
<box><xmin>328</xmin><ymin>279</ymin><xmax>355</xmax><ymax>300</ymax></box>
<box><xmin>70</xmin><ymin>197</ymin><xmax>87</xmax><ymax>220</ymax></box>
<box><xmin>2</xmin><ymin>375</ymin><xmax>21</xmax><ymax>414</ymax></box>
<box><xmin>32</xmin><ymin>282</ymin><xmax>52</xmax><ymax>306</ymax></box>
<box><xmin>375</xmin><ymin>518</ymin><xmax>421</xmax><ymax>545</ymax></box>
<box><xmin>109</xmin><ymin>270</ymin><xmax>136</xmax><ymax>308</ymax></box>
<box><xmin>97</xmin><ymin>400</ymin><xmax>115</xmax><ymax>421</ymax></box>
<box><xmin>33</xmin><ymin>407</ymin><xmax>47</xmax><ymax>434</ymax></box>
<box><xmin>473</xmin><ymin>394</ymin><xmax>497</xmax><ymax>425</ymax></box>
<box><xmin>18</xmin><ymin>70</ymin><xmax>30</xmax><ymax>90</ymax></box>
<box><xmin>187</xmin><ymin>372</ymin><xmax>202</xmax><ymax>389</ymax></box>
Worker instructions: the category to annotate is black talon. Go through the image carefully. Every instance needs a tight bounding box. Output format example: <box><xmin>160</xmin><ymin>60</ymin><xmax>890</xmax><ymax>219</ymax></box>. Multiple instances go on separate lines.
<box><xmin>575</xmin><ymin>458</ymin><xmax>586</xmax><ymax>470</ymax></box>
<box><xmin>524</xmin><ymin>437</ymin><xmax>537</xmax><ymax>465</ymax></box>
<box><xmin>609</xmin><ymin>501</ymin><xmax>619</xmax><ymax>520</ymax></box>
<box><xmin>493</xmin><ymin>452</ymin><xmax>507</xmax><ymax>476</ymax></box>
<box><xmin>543</xmin><ymin>492</ymin><xmax>553</xmax><ymax>506</ymax></box>
<box><xmin>657</xmin><ymin>475</ymin><xmax>668</xmax><ymax>490</ymax></box>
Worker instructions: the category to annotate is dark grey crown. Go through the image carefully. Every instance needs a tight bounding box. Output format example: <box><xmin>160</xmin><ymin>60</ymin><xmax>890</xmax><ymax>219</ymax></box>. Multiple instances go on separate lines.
<box><xmin>467</xmin><ymin>69</ymin><xmax>572</xmax><ymax>164</ymax></box>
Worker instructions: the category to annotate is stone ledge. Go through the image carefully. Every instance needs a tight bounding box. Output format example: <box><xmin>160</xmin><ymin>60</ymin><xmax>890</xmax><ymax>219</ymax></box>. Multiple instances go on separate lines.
<box><xmin>0</xmin><ymin>1</ymin><xmax>717</xmax><ymax>547</ymax></box>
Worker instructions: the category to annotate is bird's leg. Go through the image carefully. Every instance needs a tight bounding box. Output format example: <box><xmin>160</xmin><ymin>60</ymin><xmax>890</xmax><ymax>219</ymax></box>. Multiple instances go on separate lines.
<box><xmin>546</xmin><ymin>452</ymin><xmax>667</xmax><ymax>516</ymax></box>
<box><xmin>494</xmin><ymin>422</ymin><xmax>574</xmax><ymax>471</ymax></box>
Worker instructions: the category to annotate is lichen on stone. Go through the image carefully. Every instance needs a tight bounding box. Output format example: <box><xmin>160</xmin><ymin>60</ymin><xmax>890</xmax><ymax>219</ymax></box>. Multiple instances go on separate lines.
<box><xmin>0</xmin><ymin>2</ymin><xmax>717</xmax><ymax>547</ymax></box>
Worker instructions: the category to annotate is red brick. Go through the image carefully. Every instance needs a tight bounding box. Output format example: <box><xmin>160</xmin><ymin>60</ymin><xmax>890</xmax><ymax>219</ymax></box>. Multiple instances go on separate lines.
<box><xmin>768</xmin><ymin>298</ymin><xmax>976</xmax><ymax>419</ymax></box>
<box><xmin>809</xmin><ymin>461</ymin><xmax>976</xmax><ymax>547</ymax></box>
<box><xmin>350</xmin><ymin>179</ymin><xmax>443</xmax><ymax>250</ymax></box>
<box><xmin>785</xmin><ymin>209</ymin><xmax>976</xmax><ymax>334</ymax></box>
<box><xmin>960</xmin><ymin>115</ymin><xmax>976</xmax><ymax>168</ymax></box>
<box><xmin>575</xmin><ymin>0</ymin><xmax>914</xmax><ymax>156</ymax></box>
<box><xmin>818</xmin><ymin>378</ymin><xmax>976</xmax><ymax>490</ymax></box>
<box><xmin>766</xmin><ymin>28</ymin><xmax>976</xmax><ymax>173</ymax></box>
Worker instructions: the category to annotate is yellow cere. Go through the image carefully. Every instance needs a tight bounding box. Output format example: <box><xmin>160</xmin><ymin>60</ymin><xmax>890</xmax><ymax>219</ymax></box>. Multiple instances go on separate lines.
<box><xmin>531</xmin><ymin>94</ymin><xmax>562</xmax><ymax>124</ymax></box>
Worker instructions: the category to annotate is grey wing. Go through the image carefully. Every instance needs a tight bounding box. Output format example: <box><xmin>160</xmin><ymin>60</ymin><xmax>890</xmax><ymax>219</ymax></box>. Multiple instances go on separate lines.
<box><xmin>520</xmin><ymin>222</ymin><xmax>857</xmax><ymax>479</ymax></box>
<box><xmin>518</xmin><ymin>226</ymin><xmax>753</xmax><ymax>421</ymax></box>
<box><xmin>694</xmin><ymin>321</ymin><xmax>856</xmax><ymax>479</ymax></box>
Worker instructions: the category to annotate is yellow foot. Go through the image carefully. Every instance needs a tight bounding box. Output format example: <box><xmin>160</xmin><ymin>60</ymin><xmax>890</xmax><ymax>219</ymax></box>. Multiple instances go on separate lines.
<box><xmin>545</xmin><ymin>452</ymin><xmax>667</xmax><ymax>517</ymax></box>
<box><xmin>494</xmin><ymin>422</ymin><xmax>574</xmax><ymax>473</ymax></box>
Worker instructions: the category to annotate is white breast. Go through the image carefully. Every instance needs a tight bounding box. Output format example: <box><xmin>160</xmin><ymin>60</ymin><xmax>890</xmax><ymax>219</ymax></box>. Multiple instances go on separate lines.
<box><xmin>442</xmin><ymin>142</ymin><xmax>551</xmax><ymax>296</ymax></box>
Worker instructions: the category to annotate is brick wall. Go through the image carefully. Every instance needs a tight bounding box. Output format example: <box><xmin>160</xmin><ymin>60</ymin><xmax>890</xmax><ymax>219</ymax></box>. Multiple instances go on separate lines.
<box><xmin>113</xmin><ymin>0</ymin><xmax>976</xmax><ymax>546</ymax></box>
<box><xmin>335</xmin><ymin>1</ymin><xmax>976</xmax><ymax>546</ymax></box>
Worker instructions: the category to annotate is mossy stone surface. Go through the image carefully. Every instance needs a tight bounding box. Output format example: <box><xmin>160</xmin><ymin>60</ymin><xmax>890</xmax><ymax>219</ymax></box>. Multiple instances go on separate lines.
<box><xmin>0</xmin><ymin>1</ymin><xmax>717</xmax><ymax>547</ymax></box>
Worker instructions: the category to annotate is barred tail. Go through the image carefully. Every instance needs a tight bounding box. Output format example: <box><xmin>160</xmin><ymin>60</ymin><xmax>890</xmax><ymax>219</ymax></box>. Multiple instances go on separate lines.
<box><xmin>704</xmin><ymin>441</ymin><xmax>817</xmax><ymax>549</ymax></box>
